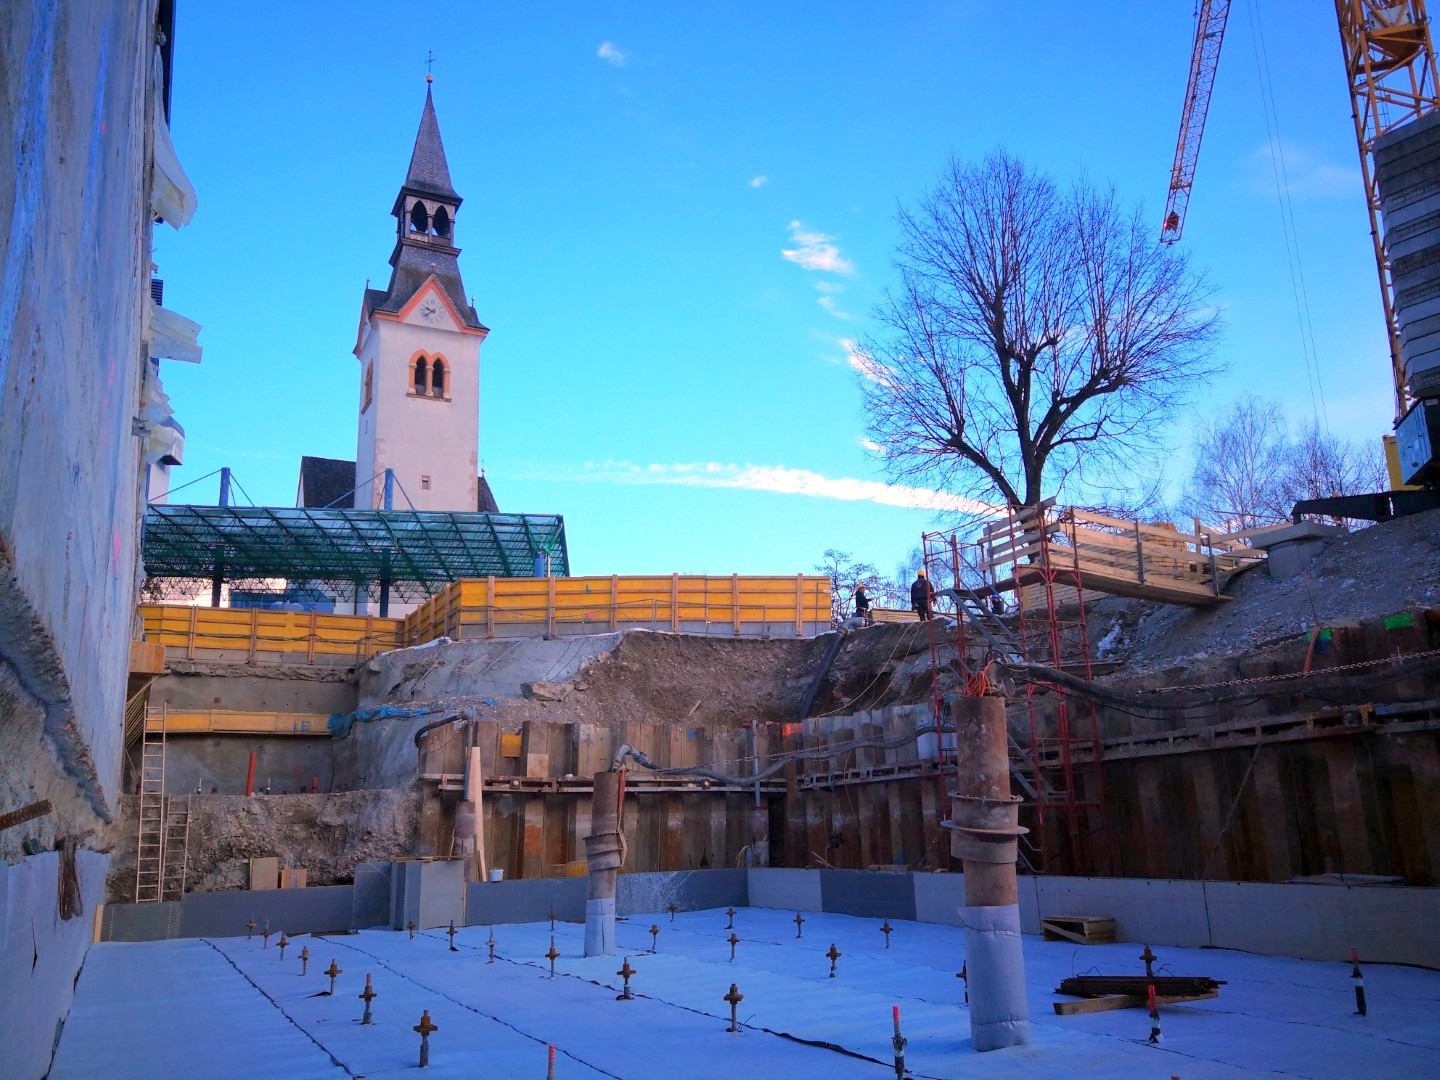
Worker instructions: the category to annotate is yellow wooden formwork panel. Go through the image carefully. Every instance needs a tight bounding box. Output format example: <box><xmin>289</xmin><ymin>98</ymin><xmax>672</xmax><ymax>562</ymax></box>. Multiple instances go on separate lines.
<box><xmin>139</xmin><ymin>605</ymin><xmax>404</xmax><ymax>661</ymax></box>
<box><xmin>149</xmin><ymin>710</ymin><xmax>331</xmax><ymax>735</ymax></box>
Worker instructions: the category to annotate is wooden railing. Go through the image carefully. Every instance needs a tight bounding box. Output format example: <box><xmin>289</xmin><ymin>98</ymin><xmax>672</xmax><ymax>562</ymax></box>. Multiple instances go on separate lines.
<box><xmin>974</xmin><ymin>504</ymin><xmax>1273</xmax><ymax>606</ymax></box>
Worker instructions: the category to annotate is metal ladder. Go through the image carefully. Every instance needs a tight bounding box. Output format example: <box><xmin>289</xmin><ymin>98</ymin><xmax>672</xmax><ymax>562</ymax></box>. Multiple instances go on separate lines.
<box><xmin>160</xmin><ymin>796</ymin><xmax>191</xmax><ymax>901</ymax></box>
<box><xmin>134</xmin><ymin>704</ymin><xmax>168</xmax><ymax>902</ymax></box>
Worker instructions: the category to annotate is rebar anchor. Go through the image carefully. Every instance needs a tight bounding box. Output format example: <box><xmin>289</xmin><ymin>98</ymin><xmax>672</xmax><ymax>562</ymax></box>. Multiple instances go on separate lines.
<box><xmin>667</xmin><ymin>902</ymin><xmax>678</xmax><ymax>923</ymax></box>
<box><xmin>246</xmin><ymin>916</ymin><xmax>257</xmax><ymax>940</ymax></box>
<box><xmin>262</xmin><ymin>920</ymin><xmax>272</xmax><ymax>948</ymax></box>
<box><xmin>487</xmin><ymin>928</ymin><xmax>497</xmax><ymax>964</ymax></box>
<box><xmin>546</xmin><ymin>1043</ymin><xmax>556</xmax><ymax>1079</ymax></box>
<box><xmin>649</xmin><ymin>924</ymin><xmax>660</xmax><ymax>952</ymax></box>
<box><xmin>277</xmin><ymin>933</ymin><xmax>289</xmax><ymax>960</ymax></box>
<box><xmin>1141</xmin><ymin>944</ymin><xmax>1157</xmax><ymax>978</ymax></box>
<box><xmin>826</xmin><ymin>943</ymin><xmax>842</xmax><ymax>978</ymax></box>
<box><xmin>1146</xmin><ymin>984</ymin><xmax>1162</xmax><ymax>1044</ymax></box>
<box><xmin>324</xmin><ymin>959</ymin><xmax>343</xmax><ymax>995</ymax></box>
<box><xmin>407</xmin><ymin>920</ymin><xmax>416</xmax><ymax>941</ymax></box>
<box><xmin>546</xmin><ymin>938</ymin><xmax>561</xmax><ymax>978</ymax></box>
<box><xmin>413</xmin><ymin>1009</ymin><xmax>438</xmax><ymax>1068</ymax></box>
<box><xmin>299</xmin><ymin>946</ymin><xmax>310</xmax><ymax>976</ymax></box>
<box><xmin>880</xmin><ymin>920</ymin><xmax>893</xmax><ymax>949</ymax></box>
<box><xmin>891</xmin><ymin>1004</ymin><xmax>907</xmax><ymax>1080</ymax></box>
<box><xmin>727</xmin><ymin>933</ymin><xmax>739</xmax><ymax>962</ymax></box>
<box><xmin>447</xmin><ymin>920</ymin><xmax>458</xmax><ymax>952</ymax></box>
<box><xmin>1350</xmin><ymin>949</ymin><xmax>1367</xmax><ymax>1017</ymax></box>
<box><xmin>358</xmin><ymin>973</ymin><xmax>377</xmax><ymax>1025</ymax></box>
<box><xmin>616</xmin><ymin>957</ymin><xmax>636</xmax><ymax>1000</ymax></box>
<box><xmin>793</xmin><ymin>913</ymin><xmax>804</xmax><ymax>939</ymax></box>
<box><xmin>725</xmin><ymin>907</ymin><xmax>736</xmax><ymax>930</ymax></box>
<box><xmin>724</xmin><ymin>983</ymin><xmax>744</xmax><ymax>1033</ymax></box>
<box><xmin>549</xmin><ymin>907</ymin><xmax>557</xmax><ymax>931</ymax></box>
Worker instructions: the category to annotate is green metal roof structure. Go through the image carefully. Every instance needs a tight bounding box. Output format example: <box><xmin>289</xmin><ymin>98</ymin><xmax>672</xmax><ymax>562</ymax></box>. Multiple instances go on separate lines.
<box><xmin>143</xmin><ymin>504</ymin><xmax>569</xmax><ymax>603</ymax></box>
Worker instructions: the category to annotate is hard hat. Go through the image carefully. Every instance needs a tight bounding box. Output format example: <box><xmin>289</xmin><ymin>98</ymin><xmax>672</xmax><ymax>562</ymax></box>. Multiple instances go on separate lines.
<box><xmin>917</xmin><ymin>569</ymin><xmax>926</xmax><ymax>577</ymax></box>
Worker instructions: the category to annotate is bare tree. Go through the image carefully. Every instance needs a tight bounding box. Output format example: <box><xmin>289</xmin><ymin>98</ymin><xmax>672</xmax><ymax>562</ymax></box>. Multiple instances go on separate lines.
<box><xmin>1185</xmin><ymin>397</ymin><xmax>1389</xmax><ymax>529</ymax></box>
<box><xmin>859</xmin><ymin>151</ymin><xmax>1221</xmax><ymax>509</ymax></box>
<box><xmin>1184</xmin><ymin>395</ymin><xmax>1292</xmax><ymax>530</ymax></box>
<box><xmin>815</xmin><ymin>549</ymin><xmax>882</xmax><ymax>625</ymax></box>
<box><xmin>1283</xmin><ymin>420</ymin><xmax>1388</xmax><ymax>508</ymax></box>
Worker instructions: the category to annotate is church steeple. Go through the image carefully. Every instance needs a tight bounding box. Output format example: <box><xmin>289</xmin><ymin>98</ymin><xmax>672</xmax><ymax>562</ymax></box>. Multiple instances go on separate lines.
<box><xmin>364</xmin><ymin>82</ymin><xmax>485</xmax><ymax>331</ymax></box>
<box><xmin>397</xmin><ymin>84</ymin><xmax>458</xmax><ymax>204</ymax></box>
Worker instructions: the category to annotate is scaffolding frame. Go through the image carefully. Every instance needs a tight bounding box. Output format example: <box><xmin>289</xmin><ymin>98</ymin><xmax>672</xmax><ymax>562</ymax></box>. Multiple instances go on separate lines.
<box><xmin>922</xmin><ymin>503</ymin><xmax>1105</xmax><ymax>871</ymax></box>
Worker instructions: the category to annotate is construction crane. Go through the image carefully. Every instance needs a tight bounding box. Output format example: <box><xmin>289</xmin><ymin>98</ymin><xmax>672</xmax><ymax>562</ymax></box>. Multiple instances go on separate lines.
<box><xmin>1160</xmin><ymin>1</ymin><xmax>1231</xmax><ymax>244</ymax></box>
<box><xmin>1160</xmin><ymin>1</ymin><xmax>1440</xmax><ymax>422</ymax></box>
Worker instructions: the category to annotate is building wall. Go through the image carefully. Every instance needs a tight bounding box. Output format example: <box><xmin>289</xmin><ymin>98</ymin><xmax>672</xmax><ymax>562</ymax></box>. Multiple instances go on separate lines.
<box><xmin>0</xmin><ymin>3</ymin><xmax>164</xmax><ymax>1074</ymax></box>
<box><xmin>355</xmin><ymin>302</ymin><xmax>481</xmax><ymax>512</ymax></box>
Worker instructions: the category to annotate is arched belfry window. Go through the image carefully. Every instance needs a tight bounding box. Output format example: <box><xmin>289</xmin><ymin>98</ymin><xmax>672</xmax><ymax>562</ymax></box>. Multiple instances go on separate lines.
<box><xmin>433</xmin><ymin>206</ymin><xmax>451</xmax><ymax>239</ymax></box>
<box><xmin>409</xmin><ymin>202</ymin><xmax>430</xmax><ymax>234</ymax></box>
<box><xmin>431</xmin><ymin>358</ymin><xmax>447</xmax><ymax>398</ymax></box>
<box><xmin>412</xmin><ymin>355</ymin><xmax>429</xmax><ymax>395</ymax></box>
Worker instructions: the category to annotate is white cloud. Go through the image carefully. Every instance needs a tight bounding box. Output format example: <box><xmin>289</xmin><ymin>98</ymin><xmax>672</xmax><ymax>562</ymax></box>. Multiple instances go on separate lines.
<box><xmin>818</xmin><ymin>295</ymin><xmax>852</xmax><ymax>320</ymax></box>
<box><xmin>840</xmin><ymin>338</ymin><xmax>896</xmax><ymax>386</ymax></box>
<box><xmin>570</xmin><ymin>460</ymin><xmax>996</xmax><ymax>514</ymax></box>
<box><xmin>813</xmin><ymin>281</ymin><xmax>843</xmax><ymax>294</ymax></box>
<box><xmin>782</xmin><ymin>220</ymin><xmax>854</xmax><ymax>275</ymax></box>
<box><xmin>597</xmin><ymin>41</ymin><xmax>628</xmax><ymax>66</ymax></box>
<box><xmin>749</xmin><ymin>175</ymin><xmax>768</xmax><ymax>188</ymax></box>
<box><xmin>859</xmin><ymin>438</ymin><xmax>884</xmax><ymax>454</ymax></box>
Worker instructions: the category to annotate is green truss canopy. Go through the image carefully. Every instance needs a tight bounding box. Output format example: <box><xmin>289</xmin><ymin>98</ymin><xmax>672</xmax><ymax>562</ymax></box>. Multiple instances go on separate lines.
<box><xmin>143</xmin><ymin>504</ymin><xmax>570</xmax><ymax>602</ymax></box>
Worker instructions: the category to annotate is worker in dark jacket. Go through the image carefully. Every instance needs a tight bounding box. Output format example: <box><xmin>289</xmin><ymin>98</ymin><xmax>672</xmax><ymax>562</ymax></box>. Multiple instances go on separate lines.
<box><xmin>853</xmin><ymin>583</ymin><xmax>872</xmax><ymax>624</ymax></box>
<box><xmin>910</xmin><ymin>569</ymin><xmax>935</xmax><ymax>621</ymax></box>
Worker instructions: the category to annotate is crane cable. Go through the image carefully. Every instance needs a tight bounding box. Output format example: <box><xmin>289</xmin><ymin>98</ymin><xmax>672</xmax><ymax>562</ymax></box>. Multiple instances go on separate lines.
<box><xmin>1243</xmin><ymin>0</ymin><xmax>1332</xmax><ymax>431</ymax></box>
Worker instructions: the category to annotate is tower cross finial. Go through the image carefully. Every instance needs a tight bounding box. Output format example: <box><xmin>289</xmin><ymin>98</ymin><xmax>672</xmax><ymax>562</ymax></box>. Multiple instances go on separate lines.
<box><xmin>425</xmin><ymin>50</ymin><xmax>436</xmax><ymax>82</ymax></box>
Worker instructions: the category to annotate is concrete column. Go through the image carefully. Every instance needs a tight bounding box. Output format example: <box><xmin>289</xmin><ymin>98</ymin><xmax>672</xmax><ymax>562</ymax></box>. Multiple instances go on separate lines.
<box><xmin>946</xmin><ymin>695</ymin><xmax>1030</xmax><ymax>1052</ymax></box>
<box><xmin>584</xmin><ymin>770</ymin><xmax>624</xmax><ymax>956</ymax></box>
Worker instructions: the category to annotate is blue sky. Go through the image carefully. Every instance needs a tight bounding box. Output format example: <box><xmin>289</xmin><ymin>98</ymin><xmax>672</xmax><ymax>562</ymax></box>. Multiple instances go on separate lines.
<box><xmin>154</xmin><ymin>2</ymin><xmax>1392</xmax><ymax>581</ymax></box>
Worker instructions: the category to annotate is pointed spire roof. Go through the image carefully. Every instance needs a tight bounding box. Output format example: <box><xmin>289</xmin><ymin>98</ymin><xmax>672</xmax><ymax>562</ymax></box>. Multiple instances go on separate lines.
<box><xmin>402</xmin><ymin>85</ymin><xmax>458</xmax><ymax>202</ymax></box>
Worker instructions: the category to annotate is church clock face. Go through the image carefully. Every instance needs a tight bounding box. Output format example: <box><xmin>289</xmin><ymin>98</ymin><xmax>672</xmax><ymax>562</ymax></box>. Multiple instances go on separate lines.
<box><xmin>419</xmin><ymin>297</ymin><xmax>442</xmax><ymax>324</ymax></box>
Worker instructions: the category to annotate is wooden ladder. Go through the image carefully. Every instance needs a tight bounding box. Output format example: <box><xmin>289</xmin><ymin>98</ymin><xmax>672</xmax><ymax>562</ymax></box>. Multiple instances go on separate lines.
<box><xmin>160</xmin><ymin>795</ymin><xmax>191</xmax><ymax>901</ymax></box>
<box><xmin>134</xmin><ymin>704</ymin><xmax>168</xmax><ymax>903</ymax></box>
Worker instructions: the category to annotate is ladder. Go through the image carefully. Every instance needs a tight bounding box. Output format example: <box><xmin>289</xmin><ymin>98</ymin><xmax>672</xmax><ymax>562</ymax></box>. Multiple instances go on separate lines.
<box><xmin>160</xmin><ymin>796</ymin><xmax>191</xmax><ymax>901</ymax></box>
<box><xmin>134</xmin><ymin>705</ymin><xmax>168</xmax><ymax>903</ymax></box>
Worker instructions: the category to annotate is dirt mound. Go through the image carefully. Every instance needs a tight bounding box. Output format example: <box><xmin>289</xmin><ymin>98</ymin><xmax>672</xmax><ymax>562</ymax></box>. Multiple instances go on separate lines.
<box><xmin>483</xmin><ymin>630</ymin><xmax>834</xmax><ymax>728</ymax></box>
<box><xmin>104</xmin><ymin>789</ymin><xmax>420</xmax><ymax>900</ymax></box>
<box><xmin>1088</xmin><ymin>508</ymin><xmax>1440</xmax><ymax>672</ymax></box>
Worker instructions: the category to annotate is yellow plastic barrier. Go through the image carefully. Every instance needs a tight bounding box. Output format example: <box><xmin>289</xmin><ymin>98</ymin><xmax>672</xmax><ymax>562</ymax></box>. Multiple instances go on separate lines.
<box><xmin>405</xmin><ymin>574</ymin><xmax>832</xmax><ymax>642</ymax></box>
<box><xmin>139</xmin><ymin>605</ymin><xmax>406</xmax><ymax>665</ymax></box>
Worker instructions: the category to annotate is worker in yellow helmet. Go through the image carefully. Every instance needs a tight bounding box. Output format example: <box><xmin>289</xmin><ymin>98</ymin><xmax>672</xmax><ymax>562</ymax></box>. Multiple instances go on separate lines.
<box><xmin>910</xmin><ymin>568</ymin><xmax>934</xmax><ymax>621</ymax></box>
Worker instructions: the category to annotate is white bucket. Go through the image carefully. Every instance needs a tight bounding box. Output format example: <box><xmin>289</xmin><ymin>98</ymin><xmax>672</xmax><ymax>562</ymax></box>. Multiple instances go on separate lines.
<box><xmin>488</xmin><ymin>869</ymin><xmax>504</xmax><ymax>882</ymax></box>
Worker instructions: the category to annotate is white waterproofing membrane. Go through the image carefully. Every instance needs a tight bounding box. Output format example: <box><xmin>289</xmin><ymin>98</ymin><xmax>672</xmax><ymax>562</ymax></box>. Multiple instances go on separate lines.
<box><xmin>52</xmin><ymin>907</ymin><xmax>1440</xmax><ymax>1078</ymax></box>
<box><xmin>962</xmin><ymin>904</ymin><xmax>1030</xmax><ymax>1051</ymax></box>
<box><xmin>584</xmin><ymin>896</ymin><xmax>616</xmax><ymax>957</ymax></box>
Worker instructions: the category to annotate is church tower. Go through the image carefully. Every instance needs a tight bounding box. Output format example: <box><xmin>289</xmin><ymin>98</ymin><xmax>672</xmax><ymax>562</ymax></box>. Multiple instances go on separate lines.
<box><xmin>353</xmin><ymin>82</ymin><xmax>489</xmax><ymax>512</ymax></box>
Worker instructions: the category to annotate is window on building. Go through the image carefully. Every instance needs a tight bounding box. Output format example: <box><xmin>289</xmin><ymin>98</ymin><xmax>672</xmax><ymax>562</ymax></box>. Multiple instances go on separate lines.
<box><xmin>409</xmin><ymin>201</ymin><xmax>429</xmax><ymax>234</ymax></box>
<box><xmin>431</xmin><ymin>358</ymin><xmax>447</xmax><ymax>398</ymax></box>
<box><xmin>362</xmin><ymin>363</ymin><xmax>373</xmax><ymax>412</ymax></box>
<box><xmin>433</xmin><ymin>206</ymin><xmax>451</xmax><ymax>239</ymax></box>
<box><xmin>420</xmin><ymin>475</ymin><xmax>431</xmax><ymax>490</ymax></box>
<box><xmin>412</xmin><ymin>355</ymin><xmax>428</xmax><ymax>395</ymax></box>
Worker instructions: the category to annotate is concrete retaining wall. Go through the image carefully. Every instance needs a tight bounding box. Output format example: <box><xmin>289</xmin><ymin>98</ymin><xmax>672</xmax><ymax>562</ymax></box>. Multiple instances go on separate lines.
<box><xmin>0</xmin><ymin>852</ymin><xmax>109</xmax><ymax>1080</ymax></box>
<box><xmin>95</xmin><ymin>867</ymin><xmax>1440</xmax><ymax>969</ymax></box>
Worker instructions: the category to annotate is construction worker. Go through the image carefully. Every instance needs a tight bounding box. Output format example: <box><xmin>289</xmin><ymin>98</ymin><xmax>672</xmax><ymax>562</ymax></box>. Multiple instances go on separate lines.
<box><xmin>910</xmin><ymin>569</ymin><xmax>935</xmax><ymax>621</ymax></box>
<box><xmin>853</xmin><ymin>583</ymin><xmax>872</xmax><ymax>625</ymax></box>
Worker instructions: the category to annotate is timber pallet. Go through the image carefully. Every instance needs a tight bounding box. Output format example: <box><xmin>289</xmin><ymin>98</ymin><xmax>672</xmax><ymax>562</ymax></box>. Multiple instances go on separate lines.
<box><xmin>1041</xmin><ymin>914</ymin><xmax>1116</xmax><ymax>944</ymax></box>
